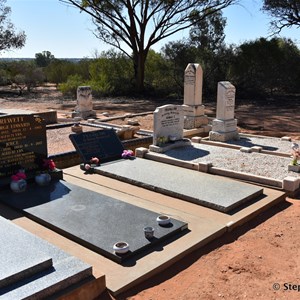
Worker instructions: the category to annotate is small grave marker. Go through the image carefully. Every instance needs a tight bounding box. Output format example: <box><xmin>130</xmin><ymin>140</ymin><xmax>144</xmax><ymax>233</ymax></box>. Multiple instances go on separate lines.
<box><xmin>72</xmin><ymin>86</ymin><xmax>96</xmax><ymax>119</ymax></box>
<box><xmin>69</xmin><ymin>129</ymin><xmax>124</xmax><ymax>163</ymax></box>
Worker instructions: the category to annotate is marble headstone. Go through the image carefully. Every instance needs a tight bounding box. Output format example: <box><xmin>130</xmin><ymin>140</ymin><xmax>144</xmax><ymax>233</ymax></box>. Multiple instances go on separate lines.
<box><xmin>183</xmin><ymin>63</ymin><xmax>209</xmax><ymax>130</ymax></box>
<box><xmin>150</xmin><ymin>105</ymin><xmax>191</xmax><ymax>153</ymax></box>
<box><xmin>184</xmin><ymin>63</ymin><xmax>202</xmax><ymax>106</ymax></box>
<box><xmin>209</xmin><ymin>81</ymin><xmax>239</xmax><ymax>141</ymax></box>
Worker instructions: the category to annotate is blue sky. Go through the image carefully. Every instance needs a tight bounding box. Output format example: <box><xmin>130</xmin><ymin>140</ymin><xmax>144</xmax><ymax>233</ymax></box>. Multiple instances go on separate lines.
<box><xmin>2</xmin><ymin>0</ymin><xmax>299</xmax><ymax>58</ymax></box>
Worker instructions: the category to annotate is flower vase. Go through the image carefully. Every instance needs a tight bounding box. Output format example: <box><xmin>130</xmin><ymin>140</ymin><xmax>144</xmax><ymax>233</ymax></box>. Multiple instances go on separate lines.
<box><xmin>35</xmin><ymin>173</ymin><xmax>51</xmax><ymax>186</ymax></box>
<box><xmin>10</xmin><ymin>179</ymin><xmax>27</xmax><ymax>193</ymax></box>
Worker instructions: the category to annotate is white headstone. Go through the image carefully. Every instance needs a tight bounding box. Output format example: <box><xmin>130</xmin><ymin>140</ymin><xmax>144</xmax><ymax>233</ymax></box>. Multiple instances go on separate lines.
<box><xmin>184</xmin><ymin>63</ymin><xmax>203</xmax><ymax>106</ymax></box>
<box><xmin>72</xmin><ymin>86</ymin><xmax>96</xmax><ymax>119</ymax></box>
<box><xmin>76</xmin><ymin>86</ymin><xmax>93</xmax><ymax>112</ymax></box>
<box><xmin>216</xmin><ymin>81</ymin><xmax>236</xmax><ymax>120</ymax></box>
<box><xmin>209</xmin><ymin>81</ymin><xmax>239</xmax><ymax>142</ymax></box>
<box><xmin>153</xmin><ymin>105</ymin><xmax>184</xmax><ymax>146</ymax></box>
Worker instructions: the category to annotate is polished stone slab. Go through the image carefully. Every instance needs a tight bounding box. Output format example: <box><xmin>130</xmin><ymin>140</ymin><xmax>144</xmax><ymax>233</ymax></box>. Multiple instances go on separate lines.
<box><xmin>69</xmin><ymin>129</ymin><xmax>124</xmax><ymax>163</ymax></box>
<box><xmin>0</xmin><ymin>217</ymin><xmax>92</xmax><ymax>299</ymax></box>
<box><xmin>0</xmin><ymin>218</ymin><xmax>53</xmax><ymax>289</ymax></box>
<box><xmin>94</xmin><ymin>158</ymin><xmax>264</xmax><ymax>212</ymax></box>
<box><xmin>0</xmin><ymin>181</ymin><xmax>188</xmax><ymax>263</ymax></box>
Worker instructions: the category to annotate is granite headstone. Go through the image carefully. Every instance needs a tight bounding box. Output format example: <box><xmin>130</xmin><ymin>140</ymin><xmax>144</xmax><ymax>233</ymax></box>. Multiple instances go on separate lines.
<box><xmin>69</xmin><ymin>129</ymin><xmax>124</xmax><ymax>163</ymax></box>
<box><xmin>0</xmin><ymin>114</ymin><xmax>47</xmax><ymax>180</ymax></box>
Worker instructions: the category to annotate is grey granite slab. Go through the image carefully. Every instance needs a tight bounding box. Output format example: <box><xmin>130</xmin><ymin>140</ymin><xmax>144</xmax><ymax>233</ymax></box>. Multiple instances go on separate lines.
<box><xmin>0</xmin><ymin>217</ymin><xmax>92</xmax><ymax>299</ymax></box>
<box><xmin>94</xmin><ymin>158</ymin><xmax>263</xmax><ymax>212</ymax></box>
<box><xmin>0</xmin><ymin>181</ymin><xmax>188</xmax><ymax>263</ymax></box>
<box><xmin>0</xmin><ymin>218</ymin><xmax>53</xmax><ymax>289</ymax></box>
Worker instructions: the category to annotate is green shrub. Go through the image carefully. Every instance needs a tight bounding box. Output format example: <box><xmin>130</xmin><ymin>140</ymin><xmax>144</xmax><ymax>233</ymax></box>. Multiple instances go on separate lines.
<box><xmin>58</xmin><ymin>74</ymin><xmax>86</xmax><ymax>98</ymax></box>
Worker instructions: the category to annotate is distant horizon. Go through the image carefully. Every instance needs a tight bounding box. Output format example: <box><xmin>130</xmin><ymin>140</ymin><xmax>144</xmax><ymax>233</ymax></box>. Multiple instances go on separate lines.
<box><xmin>1</xmin><ymin>0</ymin><xmax>299</xmax><ymax>59</ymax></box>
<box><xmin>0</xmin><ymin>57</ymin><xmax>87</xmax><ymax>60</ymax></box>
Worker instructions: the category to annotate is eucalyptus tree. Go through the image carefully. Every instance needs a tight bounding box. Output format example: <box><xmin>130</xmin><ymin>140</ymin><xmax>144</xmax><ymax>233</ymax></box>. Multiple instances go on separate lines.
<box><xmin>263</xmin><ymin>0</ymin><xmax>300</xmax><ymax>33</ymax></box>
<box><xmin>60</xmin><ymin>0</ymin><xmax>237</xmax><ymax>93</ymax></box>
<box><xmin>0</xmin><ymin>0</ymin><xmax>26</xmax><ymax>52</ymax></box>
<box><xmin>35</xmin><ymin>51</ymin><xmax>55</xmax><ymax>67</ymax></box>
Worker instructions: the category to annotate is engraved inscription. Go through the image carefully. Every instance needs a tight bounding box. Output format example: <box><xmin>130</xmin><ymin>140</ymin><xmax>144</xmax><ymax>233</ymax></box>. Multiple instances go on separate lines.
<box><xmin>0</xmin><ymin>115</ymin><xmax>47</xmax><ymax>177</ymax></box>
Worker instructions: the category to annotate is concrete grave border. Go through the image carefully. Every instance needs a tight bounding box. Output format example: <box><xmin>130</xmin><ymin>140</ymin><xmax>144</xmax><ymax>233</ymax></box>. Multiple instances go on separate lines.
<box><xmin>136</xmin><ymin>139</ymin><xmax>300</xmax><ymax>196</ymax></box>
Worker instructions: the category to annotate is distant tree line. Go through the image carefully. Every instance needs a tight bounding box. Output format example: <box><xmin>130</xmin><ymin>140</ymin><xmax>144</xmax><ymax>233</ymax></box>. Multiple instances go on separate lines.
<box><xmin>0</xmin><ymin>0</ymin><xmax>300</xmax><ymax>102</ymax></box>
<box><xmin>0</xmin><ymin>35</ymin><xmax>299</xmax><ymax>102</ymax></box>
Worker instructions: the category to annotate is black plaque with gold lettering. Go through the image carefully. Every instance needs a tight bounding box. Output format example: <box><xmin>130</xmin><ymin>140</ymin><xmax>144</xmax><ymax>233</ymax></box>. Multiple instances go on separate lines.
<box><xmin>0</xmin><ymin>114</ymin><xmax>47</xmax><ymax>179</ymax></box>
<box><xmin>69</xmin><ymin>129</ymin><xmax>124</xmax><ymax>163</ymax></box>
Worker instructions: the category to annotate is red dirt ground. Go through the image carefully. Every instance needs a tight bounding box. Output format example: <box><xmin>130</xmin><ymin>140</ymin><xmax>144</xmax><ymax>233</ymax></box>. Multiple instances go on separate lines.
<box><xmin>1</xmin><ymin>86</ymin><xmax>300</xmax><ymax>300</ymax></box>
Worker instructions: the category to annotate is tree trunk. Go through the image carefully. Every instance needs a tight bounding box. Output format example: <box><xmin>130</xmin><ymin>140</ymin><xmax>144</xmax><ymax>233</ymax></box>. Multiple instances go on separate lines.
<box><xmin>133</xmin><ymin>50</ymin><xmax>147</xmax><ymax>94</ymax></box>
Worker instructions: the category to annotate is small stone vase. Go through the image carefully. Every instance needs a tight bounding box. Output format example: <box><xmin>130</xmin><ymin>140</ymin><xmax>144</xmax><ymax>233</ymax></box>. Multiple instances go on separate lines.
<box><xmin>35</xmin><ymin>173</ymin><xmax>51</xmax><ymax>186</ymax></box>
<box><xmin>113</xmin><ymin>241</ymin><xmax>129</xmax><ymax>254</ymax></box>
<box><xmin>10</xmin><ymin>179</ymin><xmax>27</xmax><ymax>193</ymax></box>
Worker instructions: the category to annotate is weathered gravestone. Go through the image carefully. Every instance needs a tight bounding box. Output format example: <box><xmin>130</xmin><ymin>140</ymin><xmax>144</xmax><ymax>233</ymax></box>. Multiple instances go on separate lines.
<box><xmin>69</xmin><ymin>129</ymin><xmax>124</xmax><ymax>164</ymax></box>
<box><xmin>149</xmin><ymin>104</ymin><xmax>191</xmax><ymax>153</ymax></box>
<box><xmin>72</xmin><ymin>86</ymin><xmax>96</xmax><ymax>119</ymax></box>
<box><xmin>0</xmin><ymin>114</ymin><xmax>47</xmax><ymax>186</ymax></box>
<box><xmin>183</xmin><ymin>63</ymin><xmax>209</xmax><ymax>131</ymax></box>
<box><xmin>209</xmin><ymin>81</ymin><xmax>239</xmax><ymax>142</ymax></box>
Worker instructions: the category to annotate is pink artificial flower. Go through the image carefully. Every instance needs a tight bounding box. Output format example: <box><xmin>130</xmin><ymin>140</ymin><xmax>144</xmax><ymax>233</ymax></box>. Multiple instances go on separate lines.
<box><xmin>122</xmin><ymin>149</ymin><xmax>134</xmax><ymax>158</ymax></box>
<box><xmin>90</xmin><ymin>157</ymin><xmax>100</xmax><ymax>164</ymax></box>
<box><xmin>84</xmin><ymin>164</ymin><xmax>91</xmax><ymax>170</ymax></box>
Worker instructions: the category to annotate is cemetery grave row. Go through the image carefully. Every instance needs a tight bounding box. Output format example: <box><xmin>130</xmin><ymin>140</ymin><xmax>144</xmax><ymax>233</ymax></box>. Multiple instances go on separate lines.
<box><xmin>0</xmin><ymin>63</ymin><xmax>297</xmax><ymax>298</ymax></box>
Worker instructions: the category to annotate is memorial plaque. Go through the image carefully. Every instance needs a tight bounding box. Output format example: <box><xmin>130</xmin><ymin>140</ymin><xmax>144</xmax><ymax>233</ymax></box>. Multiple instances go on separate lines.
<box><xmin>153</xmin><ymin>105</ymin><xmax>184</xmax><ymax>146</ymax></box>
<box><xmin>0</xmin><ymin>114</ymin><xmax>47</xmax><ymax>179</ymax></box>
<box><xmin>69</xmin><ymin>129</ymin><xmax>124</xmax><ymax>163</ymax></box>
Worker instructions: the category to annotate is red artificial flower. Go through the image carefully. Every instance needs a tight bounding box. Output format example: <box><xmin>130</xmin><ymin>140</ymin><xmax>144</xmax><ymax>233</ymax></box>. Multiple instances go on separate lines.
<box><xmin>11</xmin><ymin>171</ymin><xmax>27</xmax><ymax>181</ymax></box>
<box><xmin>48</xmin><ymin>159</ymin><xmax>56</xmax><ymax>171</ymax></box>
<box><xmin>11</xmin><ymin>175</ymin><xmax>20</xmax><ymax>182</ymax></box>
<box><xmin>43</xmin><ymin>159</ymin><xmax>56</xmax><ymax>171</ymax></box>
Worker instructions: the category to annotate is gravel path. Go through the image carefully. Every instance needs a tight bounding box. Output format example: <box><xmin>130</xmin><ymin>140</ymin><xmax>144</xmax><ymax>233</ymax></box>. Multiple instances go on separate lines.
<box><xmin>159</xmin><ymin>142</ymin><xmax>299</xmax><ymax>181</ymax></box>
<box><xmin>46</xmin><ymin>125</ymin><xmax>299</xmax><ymax>181</ymax></box>
<box><xmin>219</xmin><ymin>135</ymin><xmax>296</xmax><ymax>153</ymax></box>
